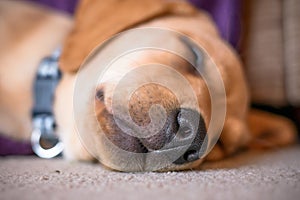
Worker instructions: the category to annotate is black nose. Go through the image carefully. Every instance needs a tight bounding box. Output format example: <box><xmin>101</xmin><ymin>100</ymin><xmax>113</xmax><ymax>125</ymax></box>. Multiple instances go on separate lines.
<box><xmin>173</xmin><ymin>108</ymin><xmax>207</xmax><ymax>165</ymax></box>
<box><xmin>139</xmin><ymin>108</ymin><xmax>207</xmax><ymax>164</ymax></box>
<box><xmin>139</xmin><ymin>108</ymin><xmax>206</xmax><ymax>158</ymax></box>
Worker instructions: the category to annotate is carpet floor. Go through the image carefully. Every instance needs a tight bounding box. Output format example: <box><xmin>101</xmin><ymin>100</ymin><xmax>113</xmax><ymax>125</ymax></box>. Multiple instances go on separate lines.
<box><xmin>1</xmin><ymin>146</ymin><xmax>300</xmax><ymax>200</ymax></box>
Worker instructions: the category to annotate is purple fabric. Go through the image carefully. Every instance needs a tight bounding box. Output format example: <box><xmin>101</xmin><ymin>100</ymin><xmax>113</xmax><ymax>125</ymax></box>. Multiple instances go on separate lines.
<box><xmin>0</xmin><ymin>135</ymin><xmax>33</xmax><ymax>156</ymax></box>
<box><xmin>24</xmin><ymin>0</ymin><xmax>242</xmax><ymax>48</ymax></box>
<box><xmin>24</xmin><ymin>0</ymin><xmax>79</xmax><ymax>14</ymax></box>
<box><xmin>189</xmin><ymin>0</ymin><xmax>242</xmax><ymax>49</ymax></box>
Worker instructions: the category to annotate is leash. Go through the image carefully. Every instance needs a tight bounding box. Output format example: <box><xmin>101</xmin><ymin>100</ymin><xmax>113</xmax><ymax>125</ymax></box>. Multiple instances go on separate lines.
<box><xmin>31</xmin><ymin>49</ymin><xmax>64</xmax><ymax>158</ymax></box>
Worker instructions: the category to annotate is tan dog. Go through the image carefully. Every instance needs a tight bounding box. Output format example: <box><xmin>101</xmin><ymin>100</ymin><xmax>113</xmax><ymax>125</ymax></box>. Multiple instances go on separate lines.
<box><xmin>0</xmin><ymin>0</ymin><xmax>296</xmax><ymax>171</ymax></box>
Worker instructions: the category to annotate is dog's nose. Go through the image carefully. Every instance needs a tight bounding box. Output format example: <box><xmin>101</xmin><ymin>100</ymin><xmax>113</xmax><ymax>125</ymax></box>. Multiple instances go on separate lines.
<box><xmin>139</xmin><ymin>107</ymin><xmax>207</xmax><ymax>165</ymax></box>
<box><xmin>172</xmin><ymin>108</ymin><xmax>207</xmax><ymax>165</ymax></box>
<box><xmin>96</xmin><ymin>84</ymin><xmax>206</xmax><ymax>164</ymax></box>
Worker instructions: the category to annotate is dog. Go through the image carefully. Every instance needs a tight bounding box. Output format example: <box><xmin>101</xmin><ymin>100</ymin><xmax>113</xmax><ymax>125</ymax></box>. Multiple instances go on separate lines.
<box><xmin>0</xmin><ymin>0</ymin><xmax>297</xmax><ymax>171</ymax></box>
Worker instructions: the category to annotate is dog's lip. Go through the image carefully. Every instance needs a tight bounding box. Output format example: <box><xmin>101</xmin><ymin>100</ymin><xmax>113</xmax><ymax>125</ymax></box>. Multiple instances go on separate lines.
<box><xmin>147</xmin><ymin>143</ymin><xmax>190</xmax><ymax>153</ymax></box>
<box><xmin>136</xmin><ymin>137</ymin><xmax>191</xmax><ymax>155</ymax></box>
<box><xmin>139</xmin><ymin>132</ymin><xmax>197</xmax><ymax>153</ymax></box>
<box><xmin>146</xmin><ymin>144</ymin><xmax>189</xmax><ymax>156</ymax></box>
<box><xmin>143</xmin><ymin>144</ymin><xmax>198</xmax><ymax>171</ymax></box>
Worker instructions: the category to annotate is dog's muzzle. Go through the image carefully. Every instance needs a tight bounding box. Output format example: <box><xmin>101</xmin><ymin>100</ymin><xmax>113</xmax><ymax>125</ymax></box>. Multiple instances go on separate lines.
<box><xmin>73</xmin><ymin>28</ymin><xmax>226</xmax><ymax>171</ymax></box>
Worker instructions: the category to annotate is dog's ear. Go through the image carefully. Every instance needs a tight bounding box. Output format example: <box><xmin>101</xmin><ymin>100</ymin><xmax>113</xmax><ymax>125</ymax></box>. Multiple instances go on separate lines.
<box><xmin>247</xmin><ymin>109</ymin><xmax>297</xmax><ymax>149</ymax></box>
<box><xmin>59</xmin><ymin>0</ymin><xmax>198</xmax><ymax>73</ymax></box>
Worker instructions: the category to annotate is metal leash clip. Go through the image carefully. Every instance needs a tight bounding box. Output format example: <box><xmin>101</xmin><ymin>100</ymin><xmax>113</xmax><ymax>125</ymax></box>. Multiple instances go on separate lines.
<box><xmin>31</xmin><ymin>49</ymin><xmax>64</xmax><ymax>158</ymax></box>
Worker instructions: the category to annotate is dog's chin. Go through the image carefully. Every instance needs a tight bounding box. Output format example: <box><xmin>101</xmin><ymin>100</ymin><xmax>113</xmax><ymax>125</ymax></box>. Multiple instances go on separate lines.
<box><xmin>101</xmin><ymin>154</ymin><xmax>205</xmax><ymax>172</ymax></box>
<box><xmin>94</xmin><ymin>134</ymin><xmax>205</xmax><ymax>172</ymax></box>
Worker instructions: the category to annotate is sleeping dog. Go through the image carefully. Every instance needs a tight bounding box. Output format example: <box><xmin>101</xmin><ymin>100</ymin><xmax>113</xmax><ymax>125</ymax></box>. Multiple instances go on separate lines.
<box><xmin>0</xmin><ymin>0</ymin><xmax>296</xmax><ymax>171</ymax></box>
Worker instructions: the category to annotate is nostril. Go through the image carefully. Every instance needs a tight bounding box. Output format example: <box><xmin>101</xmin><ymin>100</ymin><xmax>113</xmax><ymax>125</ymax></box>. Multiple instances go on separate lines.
<box><xmin>183</xmin><ymin>149</ymin><xmax>198</xmax><ymax>162</ymax></box>
<box><xmin>177</xmin><ymin>126</ymin><xmax>192</xmax><ymax>139</ymax></box>
<box><xmin>176</xmin><ymin>110</ymin><xmax>194</xmax><ymax>139</ymax></box>
<box><xmin>173</xmin><ymin>147</ymin><xmax>200</xmax><ymax>165</ymax></box>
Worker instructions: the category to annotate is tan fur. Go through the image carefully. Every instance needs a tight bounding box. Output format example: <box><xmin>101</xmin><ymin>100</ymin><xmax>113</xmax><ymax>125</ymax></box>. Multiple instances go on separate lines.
<box><xmin>59</xmin><ymin>0</ymin><xmax>198</xmax><ymax>73</ymax></box>
<box><xmin>55</xmin><ymin>12</ymin><xmax>238</xmax><ymax>170</ymax></box>
<box><xmin>0</xmin><ymin>0</ymin><xmax>297</xmax><ymax>171</ymax></box>
<box><xmin>55</xmin><ymin>1</ymin><xmax>297</xmax><ymax>170</ymax></box>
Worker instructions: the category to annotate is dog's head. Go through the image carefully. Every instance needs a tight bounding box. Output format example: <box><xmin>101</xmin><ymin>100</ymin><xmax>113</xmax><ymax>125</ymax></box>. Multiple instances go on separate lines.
<box><xmin>59</xmin><ymin>0</ymin><xmax>231</xmax><ymax>171</ymax></box>
<box><xmin>72</xmin><ymin>30</ymin><xmax>223</xmax><ymax>171</ymax></box>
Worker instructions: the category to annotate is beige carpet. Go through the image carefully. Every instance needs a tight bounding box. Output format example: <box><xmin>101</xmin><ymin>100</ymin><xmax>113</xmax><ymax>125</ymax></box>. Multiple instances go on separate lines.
<box><xmin>1</xmin><ymin>146</ymin><xmax>300</xmax><ymax>200</ymax></box>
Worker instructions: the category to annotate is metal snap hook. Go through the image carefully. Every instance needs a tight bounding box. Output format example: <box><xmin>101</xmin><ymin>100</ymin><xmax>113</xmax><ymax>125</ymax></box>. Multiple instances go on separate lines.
<box><xmin>31</xmin><ymin>115</ymin><xmax>64</xmax><ymax>159</ymax></box>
